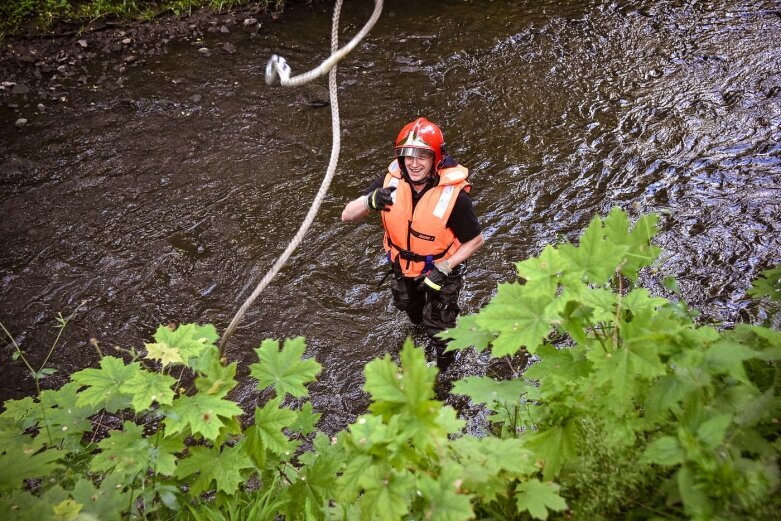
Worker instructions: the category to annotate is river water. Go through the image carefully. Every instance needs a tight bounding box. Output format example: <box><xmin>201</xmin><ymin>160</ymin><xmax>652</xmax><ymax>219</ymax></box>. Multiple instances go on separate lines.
<box><xmin>1</xmin><ymin>0</ymin><xmax>780</xmax><ymax>432</ymax></box>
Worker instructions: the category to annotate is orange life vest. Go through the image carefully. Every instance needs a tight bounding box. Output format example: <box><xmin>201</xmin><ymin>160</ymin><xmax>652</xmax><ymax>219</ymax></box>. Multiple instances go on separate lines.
<box><xmin>381</xmin><ymin>159</ymin><xmax>471</xmax><ymax>277</ymax></box>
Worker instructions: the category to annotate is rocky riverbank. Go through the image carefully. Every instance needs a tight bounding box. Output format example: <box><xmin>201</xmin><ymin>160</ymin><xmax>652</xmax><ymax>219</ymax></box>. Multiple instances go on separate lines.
<box><xmin>0</xmin><ymin>6</ymin><xmax>281</xmax><ymax>129</ymax></box>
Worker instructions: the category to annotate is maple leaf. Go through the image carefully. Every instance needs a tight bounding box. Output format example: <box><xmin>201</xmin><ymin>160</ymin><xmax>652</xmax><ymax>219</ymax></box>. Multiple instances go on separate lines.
<box><xmin>515</xmin><ymin>478</ymin><xmax>567</xmax><ymax>520</ymax></box>
<box><xmin>337</xmin><ymin>454</ymin><xmax>374</xmax><ymax>502</ymax></box>
<box><xmin>364</xmin><ymin>355</ymin><xmax>408</xmax><ymax>405</ymax></box>
<box><xmin>119</xmin><ymin>370</ymin><xmax>176</xmax><ymax>412</ymax></box>
<box><xmin>175</xmin><ymin>443</ymin><xmax>255</xmax><ymax>495</ymax></box>
<box><xmin>416</xmin><ymin>465</ymin><xmax>474</xmax><ymax>521</ymax></box>
<box><xmin>52</xmin><ymin>499</ymin><xmax>83</xmax><ymax>520</ymax></box>
<box><xmin>250</xmin><ymin>396</ymin><xmax>297</xmax><ymax>455</ymax></box>
<box><xmin>476</xmin><ymin>285</ymin><xmax>555</xmax><ymax>356</ymax></box>
<box><xmin>358</xmin><ymin>465</ymin><xmax>414</xmax><ymax>521</ymax></box>
<box><xmin>71</xmin><ymin>357</ymin><xmax>139</xmax><ymax>412</ymax></box>
<box><xmin>90</xmin><ymin>421</ymin><xmax>180</xmax><ymax>480</ymax></box>
<box><xmin>748</xmin><ymin>264</ymin><xmax>781</xmax><ymax>302</ymax></box>
<box><xmin>450</xmin><ymin>437</ymin><xmax>536</xmax><ymax>502</ymax></box>
<box><xmin>523</xmin><ymin>422</ymin><xmax>577</xmax><ymax>480</ymax></box>
<box><xmin>559</xmin><ymin>215</ymin><xmax>629</xmax><ymax>285</ymax></box>
<box><xmin>71</xmin><ymin>475</ymin><xmax>129</xmax><ymax>521</ymax></box>
<box><xmin>289</xmin><ymin>402</ymin><xmax>321</xmax><ymax>435</ymax></box>
<box><xmin>37</xmin><ymin>382</ymin><xmax>96</xmax><ymax>452</ymax></box>
<box><xmin>195</xmin><ymin>360</ymin><xmax>238</xmax><ymax>398</ymax></box>
<box><xmin>436</xmin><ymin>315</ymin><xmax>496</xmax><ymax>352</ymax></box>
<box><xmin>144</xmin><ymin>342</ymin><xmax>184</xmax><ymax>367</ymax></box>
<box><xmin>515</xmin><ymin>244</ymin><xmax>564</xmax><ymax>296</ymax></box>
<box><xmin>152</xmin><ymin>323</ymin><xmax>219</xmax><ymax>371</ymax></box>
<box><xmin>0</xmin><ymin>396</ymin><xmax>39</xmax><ymax>430</ymax></box>
<box><xmin>249</xmin><ymin>337</ymin><xmax>321</xmax><ymax>398</ymax></box>
<box><xmin>439</xmin><ymin>314</ymin><xmax>495</xmax><ymax>353</ymax></box>
<box><xmin>0</xmin><ymin>438</ymin><xmax>63</xmax><ymax>492</ymax></box>
<box><xmin>364</xmin><ymin>341</ymin><xmax>437</xmax><ymax>417</ymax></box>
<box><xmin>163</xmin><ymin>394</ymin><xmax>243</xmax><ymax>441</ymax></box>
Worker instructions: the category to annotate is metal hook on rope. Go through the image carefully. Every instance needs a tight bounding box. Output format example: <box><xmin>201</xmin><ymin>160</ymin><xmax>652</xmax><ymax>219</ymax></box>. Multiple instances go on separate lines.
<box><xmin>219</xmin><ymin>0</ymin><xmax>384</xmax><ymax>355</ymax></box>
<box><xmin>264</xmin><ymin>0</ymin><xmax>383</xmax><ymax>88</ymax></box>
<box><xmin>265</xmin><ymin>54</ymin><xmax>291</xmax><ymax>85</ymax></box>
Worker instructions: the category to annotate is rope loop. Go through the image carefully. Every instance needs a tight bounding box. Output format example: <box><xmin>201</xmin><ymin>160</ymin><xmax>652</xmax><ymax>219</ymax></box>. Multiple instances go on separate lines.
<box><xmin>265</xmin><ymin>0</ymin><xmax>384</xmax><ymax>88</ymax></box>
<box><xmin>220</xmin><ymin>0</ymin><xmax>384</xmax><ymax>355</ymax></box>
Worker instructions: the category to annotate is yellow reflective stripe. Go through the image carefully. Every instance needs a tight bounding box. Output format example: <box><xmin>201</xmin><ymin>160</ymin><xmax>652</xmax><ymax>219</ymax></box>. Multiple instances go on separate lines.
<box><xmin>423</xmin><ymin>277</ymin><xmax>442</xmax><ymax>291</ymax></box>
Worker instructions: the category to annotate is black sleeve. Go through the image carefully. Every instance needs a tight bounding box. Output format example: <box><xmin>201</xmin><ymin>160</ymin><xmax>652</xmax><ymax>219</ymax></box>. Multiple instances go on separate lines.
<box><xmin>363</xmin><ymin>175</ymin><xmax>385</xmax><ymax>196</ymax></box>
<box><xmin>447</xmin><ymin>191</ymin><xmax>482</xmax><ymax>243</ymax></box>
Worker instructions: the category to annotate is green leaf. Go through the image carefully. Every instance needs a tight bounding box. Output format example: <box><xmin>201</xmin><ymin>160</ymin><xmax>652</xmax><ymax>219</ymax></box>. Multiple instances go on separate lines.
<box><xmin>163</xmin><ymin>393</ymin><xmax>243</xmax><ymax>441</ymax></box>
<box><xmin>439</xmin><ymin>314</ymin><xmax>495</xmax><ymax>353</ymax></box>
<box><xmin>119</xmin><ymin>369</ymin><xmax>176</xmax><ymax>412</ymax></box>
<box><xmin>90</xmin><ymin>421</ymin><xmax>181</xmax><ymax>479</ymax></box>
<box><xmin>144</xmin><ymin>341</ymin><xmax>184</xmax><ymax>367</ymax></box>
<box><xmin>290</xmin><ymin>402</ymin><xmax>321</xmax><ymax>435</ymax></box>
<box><xmin>37</xmin><ymin>382</ymin><xmax>98</xmax><ymax>451</ymax></box>
<box><xmin>515</xmin><ymin>244</ymin><xmax>564</xmax><ymax>296</ymax></box>
<box><xmin>71</xmin><ymin>356</ymin><xmax>138</xmax><ymax>412</ymax></box>
<box><xmin>348</xmin><ymin>414</ymin><xmax>391</xmax><ymax>450</ymax></box>
<box><xmin>524</xmin><ymin>422</ymin><xmax>577</xmax><ymax>480</ymax></box>
<box><xmin>416</xmin><ymin>465</ymin><xmax>474</xmax><ymax>521</ymax></box>
<box><xmin>52</xmin><ymin>498</ymin><xmax>83</xmax><ymax>521</ymax></box>
<box><xmin>559</xmin><ymin>215</ymin><xmax>629</xmax><ymax>284</ymax></box>
<box><xmin>71</xmin><ymin>475</ymin><xmax>129</xmax><ymax>521</ymax></box>
<box><xmin>364</xmin><ymin>341</ymin><xmax>436</xmax><ymax>410</ymax></box>
<box><xmin>703</xmin><ymin>340</ymin><xmax>755</xmax><ymax>383</ymax></box>
<box><xmin>451</xmin><ymin>376</ymin><xmax>527</xmax><ymax>406</ymax></box>
<box><xmin>195</xmin><ymin>360</ymin><xmax>238</xmax><ymax>398</ymax></box>
<box><xmin>364</xmin><ymin>355</ymin><xmax>407</xmax><ymax>404</ymax></box>
<box><xmin>0</xmin><ymin>438</ymin><xmax>63</xmax><ymax>492</ymax></box>
<box><xmin>515</xmin><ymin>478</ymin><xmax>568</xmax><ymax>520</ymax></box>
<box><xmin>1</xmin><ymin>396</ymin><xmax>40</xmax><ymax>431</ymax></box>
<box><xmin>524</xmin><ymin>344</ymin><xmax>590</xmax><ymax>383</ymax></box>
<box><xmin>358</xmin><ymin>465</ymin><xmax>414</xmax><ymax>521</ymax></box>
<box><xmin>644</xmin><ymin>375</ymin><xmax>691</xmax><ymax>421</ymax></box>
<box><xmin>249</xmin><ymin>337</ymin><xmax>321</xmax><ymax>398</ymax></box>
<box><xmin>696</xmin><ymin>414</ymin><xmax>732</xmax><ymax>449</ymax></box>
<box><xmin>748</xmin><ymin>264</ymin><xmax>781</xmax><ymax>302</ymax></box>
<box><xmin>337</xmin><ymin>454</ymin><xmax>374</xmax><ymax>502</ymax></box>
<box><xmin>175</xmin><ymin>443</ymin><xmax>255</xmax><ymax>495</ymax></box>
<box><xmin>640</xmin><ymin>436</ymin><xmax>685</xmax><ymax>466</ymax></box>
<box><xmin>476</xmin><ymin>283</ymin><xmax>554</xmax><ymax>356</ymax></box>
<box><xmin>251</xmin><ymin>396</ymin><xmax>297</xmax><ymax>455</ymax></box>
<box><xmin>152</xmin><ymin>323</ymin><xmax>219</xmax><ymax>371</ymax></box>
<box><xmin>450</xmin><ymin>437</ymin><xmax>536</xmax><ymax>501</ymax></box>
<box><xmin>677</xmin><ymin>464</ymin><xmax>713</xmax><ymax>517</ymax></box>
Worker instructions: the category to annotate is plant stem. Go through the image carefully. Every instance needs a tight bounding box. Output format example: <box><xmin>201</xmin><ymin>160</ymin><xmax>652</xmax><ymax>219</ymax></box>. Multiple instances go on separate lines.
<box><xmin>0</xmin><ymin>321</ymin><xmax>36</xmax><ymax>375</ymax></box>
<box><xmin>40</xmin><ymin>301</ymin><xmax>86</xmax><ymax>374</ymax></box>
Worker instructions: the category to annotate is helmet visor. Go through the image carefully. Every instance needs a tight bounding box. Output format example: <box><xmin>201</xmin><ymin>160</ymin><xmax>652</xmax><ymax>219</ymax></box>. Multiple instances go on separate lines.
<box><xmin>396</xmin><ymin>146</ymin><xmax>434</xmax><ymax>159</ymax></box>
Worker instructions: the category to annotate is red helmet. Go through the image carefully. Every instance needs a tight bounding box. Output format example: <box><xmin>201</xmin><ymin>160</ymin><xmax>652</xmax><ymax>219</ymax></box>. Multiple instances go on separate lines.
<box><xmin>394</xmin><ymin>117</ymin><xmax>445</xmax><ymax>170</ymax></box>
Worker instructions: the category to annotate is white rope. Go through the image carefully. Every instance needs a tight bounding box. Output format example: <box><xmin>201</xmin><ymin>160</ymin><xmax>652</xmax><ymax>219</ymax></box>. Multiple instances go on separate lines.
<box><xmin>265</xmin><ymin>0</ymin><xmax>384</xmax><ymax>87</ymax></box>
<box><xmin>220</xmin><ymin>0</ymin><xmax>384</xmax><ymax>354</ymax></box>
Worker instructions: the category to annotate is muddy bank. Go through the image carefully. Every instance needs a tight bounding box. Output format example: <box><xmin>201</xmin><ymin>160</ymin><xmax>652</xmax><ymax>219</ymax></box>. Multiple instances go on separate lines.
<box><xmin>0</xmin><ymin>5</ymin><xmax>286</xmax><ymax>126</ymax></box>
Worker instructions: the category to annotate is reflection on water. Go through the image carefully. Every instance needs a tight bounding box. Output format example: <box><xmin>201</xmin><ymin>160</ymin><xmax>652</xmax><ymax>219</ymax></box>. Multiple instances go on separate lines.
<box><xmin>1</xmin><ymin>0</ymin><xmax>779</xmax><ymax>432</ymax></box>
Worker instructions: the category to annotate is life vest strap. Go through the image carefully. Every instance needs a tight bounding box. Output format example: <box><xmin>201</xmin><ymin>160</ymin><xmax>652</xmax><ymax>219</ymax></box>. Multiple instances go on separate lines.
<box><xmin>386</xmin><ymin>235</ymin><xmax>452</xmax><ymax>271</ymax></box>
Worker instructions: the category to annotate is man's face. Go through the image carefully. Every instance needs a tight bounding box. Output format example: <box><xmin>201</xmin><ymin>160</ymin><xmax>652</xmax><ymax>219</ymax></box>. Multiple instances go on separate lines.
<box><xmin>404</xmin><ymin>154</ymin><xmax>434</xmax><ymax>184</ymax></box>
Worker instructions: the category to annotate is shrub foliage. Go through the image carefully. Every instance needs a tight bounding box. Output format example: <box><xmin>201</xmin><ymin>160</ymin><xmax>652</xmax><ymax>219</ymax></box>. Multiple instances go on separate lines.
<box><xmin>1</xmin><ymin>208</ymin><xmax>779</xmax><ymax>520</ymax></box>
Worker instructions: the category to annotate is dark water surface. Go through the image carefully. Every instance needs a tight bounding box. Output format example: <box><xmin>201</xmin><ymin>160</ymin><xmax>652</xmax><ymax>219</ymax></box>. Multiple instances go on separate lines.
<box><xmin>1</xmin><ymin>0</ymin><xmax>780</xmax><ymax>432</ymax></box>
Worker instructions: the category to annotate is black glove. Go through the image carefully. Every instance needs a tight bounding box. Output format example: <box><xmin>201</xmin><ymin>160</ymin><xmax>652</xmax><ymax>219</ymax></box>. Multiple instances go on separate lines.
<box><xmin>419</xmin><ymin>261</ymin><xmax>452</xmax><ymax>292</ymax></box>
<box><xmin>366</xmin><ymin>186</ymin><xmax>396</xmax><ymax>212</ymax></box>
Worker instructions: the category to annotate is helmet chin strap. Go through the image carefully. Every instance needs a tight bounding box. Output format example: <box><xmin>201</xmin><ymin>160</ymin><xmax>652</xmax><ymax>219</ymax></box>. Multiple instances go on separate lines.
<box><xmin>399</xmin><ymin>159</ymin><xmax>436</xmax><ymax>188</ymax></box>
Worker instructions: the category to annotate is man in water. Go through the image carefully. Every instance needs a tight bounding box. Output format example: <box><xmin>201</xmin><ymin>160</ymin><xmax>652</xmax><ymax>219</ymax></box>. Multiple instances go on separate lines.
<box><xmin>341</xmin><ymin>117</ymin><xmax>484</xmax><ymax>371</ymax></box>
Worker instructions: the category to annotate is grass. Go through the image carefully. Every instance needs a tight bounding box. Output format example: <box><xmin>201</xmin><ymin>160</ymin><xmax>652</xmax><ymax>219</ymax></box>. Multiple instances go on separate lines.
<box><xmin>0</xmin><ymin>0</ymin><xmax>287</xmax><ymax>39</ymax></box>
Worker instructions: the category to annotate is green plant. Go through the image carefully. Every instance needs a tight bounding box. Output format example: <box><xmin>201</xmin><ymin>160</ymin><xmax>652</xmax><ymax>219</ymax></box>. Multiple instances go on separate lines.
<box><xmin>1</xmin><ymin>208</ymin><xmax>778</xmax><ymax>521</ymax></box>
<box><xmin>444</xmin><ymin>209</ymin><xmax>781</xmax><ymax>519</ymax></box>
